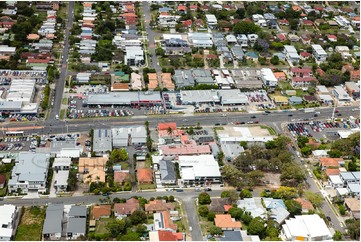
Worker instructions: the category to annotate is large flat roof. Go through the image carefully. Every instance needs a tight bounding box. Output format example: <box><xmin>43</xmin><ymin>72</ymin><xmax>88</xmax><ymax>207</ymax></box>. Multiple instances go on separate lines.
<box><xmin>86</xmin><ymin>91</ymin><xmax>162</xmax><ymax>105</ymax></box>
<box><xmin>180</xmin><ymin>90</ymin><xmax>220</xmax><ymax>104</ymax></box>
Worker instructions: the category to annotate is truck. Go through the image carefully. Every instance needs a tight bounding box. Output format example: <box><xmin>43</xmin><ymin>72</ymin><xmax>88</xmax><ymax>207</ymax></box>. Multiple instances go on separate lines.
<box><xmin>304</xmin><ymin>108</ymin><xmax>315</xmax><ymax>113</ymax></box>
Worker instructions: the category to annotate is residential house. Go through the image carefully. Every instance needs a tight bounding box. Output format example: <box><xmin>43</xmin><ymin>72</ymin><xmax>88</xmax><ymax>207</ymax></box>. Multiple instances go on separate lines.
<box><xmin>340</xmin><ymin>172</ymin><xmax>360</xmax><ymax>185</ymax></box>
<box><xmin>8</xmin><ymin>152</ymin><xmax>50</xmax><ymax>194</ymax></box>
<box><xmin>188</xmin><ymin>33</ymin><xmax>213</xmax><ymax>48</ymax></box>
<box><xmin>220</xmin><ymin>230</ymin><xmax>260</xmax><ymax>241</ymax></box>
<box><xmin>114</xmin><ymin>171</ymin><xmax>130</xmax><ymax>184</ymax></box>
<box><xmin>281</xmin><ymin>215</ymin><xmax>332</xmax><ymax>241</ymax></box>
<box><xmin>344</xmin><ymin>198</ymin><xmax>360</xmax><ymax>219</ymax></box>
<box><xmin>53</xmin><ymin>158</ymin><xmax>70</xmax><ymax>193</ymax></box>
<box><xmin>145</xmin><ymin>200</ymin><xmax>175</xmax><ymax>214</ymax></box>
<box><xmin>328</xmin><ymin>175</ymin><xmax>344</xmax><ymax>188</ymax></box>
<box><xmin>335</xmin><ymin>46</ymin><xmax>352</xmax><ymax>59</ymax></box>
<box><xmin>159</xmin><ymin>140</ymin><xmax>211</xmax><ymax>156</ymax></box>
<box><xmin>159</xmin><ymin>160</ymin><xmax>177</xmax><ymax>185</ymax></box>
<box><xmin>312</xmin><ymin>45</ymin><xmax>327</xmax><ymax>63</ymax></box>
<box><xmin>288</xmin><ymin>96</ymin><xmax>303</xmax><ymax>105</ymax></box>
<box><xmin>319</xmin><ymin>157</ymin><xmax>342</xmax><ymax>170</ymax></box>
<box><xmin>154</xmin><ymin>211</ymin><xmax>177</xmax><ymax>232</ymax></box>
<box><xmin>237</xmin><ymin>198</ymin><xmax>266</xmax><ymax>219</ymax></box>
<box><xmin>124</xmin><ymin>46</ymin><xmax>144</xmax><ymax>66</ymax></box>
<box><xmin>208</xmin><ymin>198</ymin><xmax>232</xmax><ymax>214</ymax></box>
<box><xmin>274</xmin><ymin>72</ymin><xmax>287</xmax><ymax>81</ymax></box>
<box><xmin>66</xmin><ymin>206</ymin><xmax>87</xmax><ymax>240</ymax></box>
<box><xmin>300</xmin><ymin>34</ymin><xmax>312</xmax><ymax>45</ymax></box>
<box><xmin>263</xmin><ymin>198</ymin><xmax>290</xmax><ymax>224</ymax></box>
<box><xmin>295</xmin><ymin>198</ymin><xmax>314</xmax><ymax>213</ymax></box>
<box><xmin>149</xmin><ymin>230</ymin><xmax>183</xmax><ymax>241</ymax></box>
<box><xmin>137</xmin><ymin>168</ymin><xmax>153</xmax><ymax>184</ymax></box>
<box><xmin>114</xmin><ymin>198</ymin><xmax>140</xmax><ymax>219</ymax></box>
<box><xmin>205</xmin><ymin>14</ymin><xmax>218</xmax><ymax>29</ymax></box>
<box><xmin>161</xmin><ymin>73</ymin><xmax>175</xmax><ymax>90</ymax></box>
<box><xmin>0</xmin><ymin>174</ymin><xmax>5</xmax><ymax>189</ymax></box>
<box><xmin>0</xmin><ymin>205</ymin><xmax>18</xmax><ymax>241</ymax></box>
<box><xmin>78</xmin><ymin>157</ymin><xmax>107</xmax><ymax>183</ymax></box>
<box><xmin>0</xmin><ymin>45</ymin><xmax>16</xmax><ymax>60</ymax></box>
<box><xmin>214</xmin><ymin>214</ymin><xmax>242</xmax><ymax>231</ymax></box>
<box><xmin>291</xmin><ymin>77</ymin><xmax>318</xmax><ymax>87</ymax></box>
<box><xmin>130</xmin><ymin>72</ymin><xmax>143</xmax><ymax>90</ymax></box>
<box><xmin>42</xmin><ymin>204</ymin><xmax>64</xmax><ymax>240</ymax></box>
<box><xmin>91</xmin><ymin>205</ymin><xmax>111</xmax><ymax>220</ymax></box>
<box><xmin>327</xmin><ymin>35</ymin><xmax>337</xmax><ymax>42</ymax></box>
<box><xmin>345</xmin><ymin>82</ymin><xmax>359</xmax><ymax>99</ymax></box>
<box><xmin>290</xmin><ymin>67</ymin><xmax>313</xmax><ymax>78</ymax></box>
<box><xmin>326</xmin><ymin>168</ymin><xmax>340</xmax><ymax>177</ymax></box>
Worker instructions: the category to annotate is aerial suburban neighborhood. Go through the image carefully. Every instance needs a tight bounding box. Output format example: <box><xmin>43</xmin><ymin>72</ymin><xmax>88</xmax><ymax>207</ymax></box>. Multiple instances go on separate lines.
<box><xmin>0</xmin><ymin>0</ymin><xmax>360</xmax><ymax>241</ymax></box>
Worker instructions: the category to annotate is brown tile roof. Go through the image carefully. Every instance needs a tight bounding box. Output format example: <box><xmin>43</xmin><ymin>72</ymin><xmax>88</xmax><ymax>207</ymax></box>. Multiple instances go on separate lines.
<box><xmin>208</xmin><ymin>198</ymin><xmax>231</xmax><ymax>213</ymax></box>
<box><xmin>158</xmin><ymin>122</ymin><xmax>177</xmax><ymax>131</ymax></box>
<box><xmin>320</xmin><ymin>158</ymin><xmax>343</xmax><ymax>167</ymax></box>
<box><xmin>137</xmin><ymin>168</ymin><xmax>153</xmax><ymax>183</ymax></box>
<box><xmin>145</xmin><ymin>200</ymin><xmax>175</xmax><ymax>213</ymax></box>
<box><xmin>344</xmin><ymin>198</ymin><xmax>360</xmax><ymax>212</ymax></box>
<box><xmin>295</xmin><ymin>198</ymin><xmax>314</xmax><ymax>210</ymax></box>
<box><xmin>0</xmin><ymin>174</ymin><xmax>5</xmax><ymax>185</ymax></box>
<box><xmin>92</xmin><ymin>205</ymin><xmax>111</xmax><ymax>220</ymax></box>
<box><xmin>114</xmin><ymin>198</ymin><xmax>140</xmax><ymax>215</ymax></box>
<box><xmin>214</xmin><ymin>214</ymin><xmax>242</xmax><ymax>229</ymax></box>
<box><xmin>160</xmin><ymin>210</ymin><xmax>177</xmax><ymax>231</ymax></box>
<box><xmin>158</xmin><ymin>230</ymin><xmax>183</xmax><ymax>241</ymax></box>
<box><xmin>114</xmin><ymin>171</ymin><xmax>130</xmax><ymax>183</ymax></box>
<box><xmin>112</xmin><ymin>83</ymin><xmax>129</xmax><ymax>91</ymax></box>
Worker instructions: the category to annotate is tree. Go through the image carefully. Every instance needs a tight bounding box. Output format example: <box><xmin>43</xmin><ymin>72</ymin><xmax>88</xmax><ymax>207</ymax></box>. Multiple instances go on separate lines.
<box><xmin>207</xmin><ymin>211</ymin><xmax>216</xmax><ymax>221</ymax></box>
<box><xmin>270</xmin><ymin>56</ymin><xmax>280</xmax><ymax>65</ymax></box>
<box><xmin>155</xmin><ymin>47</ymin><xmax>165</xmax><ymax>56</ymax></box>
<box><xmin>328</xmin><ymin>150</ymin><xmax>342</xmax><ymax>158</ymax></box>
<box><xmin>332</xmin><ymin>230</ymin><xmax>343</xmax><ymax>241</ymax></box>
<box><xmin>285</xmin><ymin>200</ymin><xmax>302</xmax><ymax>216</ymax></box>
<box><xmin>289</xmin><ymin>19</ymin><xmax>299</xmax><ymax>30</ymax></box>
<box><xmin>198</xmin><ymin>205</ymin><xmax>209</xmax><ymax>217</ymax></box>
<box><xmin>297</xmin><ymin>136</ymin><xmax>309</xmax><ymax>148</ymax></box>
<box><xmin>209</xmin><ymin>226</ymin><xmax>223</xmax><ymax>236</ymax></box>
<box><xmin>109</xmin><ymin>149</ymin><xmax>121</xmax><ymax>162</ymax></box>
<box><xmin>345</xmin><ymin>219</ymin><xmax>360</xmax><ymax>240</ymax></box>
<box><xmin>240</xmin><ymin>141</ymin><xmax>248</xmax><ymax>148</ymax></box>
<box><xmin>198</xmin><ymin>192</ymin><xmax>211</xmax><ymax>205</ymax></box>
<box><xmin>106</xmin><ymin>220</ymin><xmax>126</xmax><ymax>238</ymax></box>
<box><xmin>301</xmin><ymin>146</ymin><xmax>312</xmax><ymax>157</ymax></box>
<box><xmin>241</xmin><ymin>211</ymin><xmax>253</xmax><ymax>225</ymax></box>
<box><xmin>274</xmin><ymin>187</ymin><xmax>299</xmax><ymax>200</ymax></box>
<box><xmin>239</xmin><ymin>189</ymin><xmax>253</xmax><ymax>199</ymax></box>
<box><xmin>169</xmin><ymin>195</ymin><xmax>175</xmax><ymax>202</ymax></box>
<box><xmin>222</xmin><ymin>165</ymin><xmax>244</xmax><ymax>188</ymax></box>
<box><xmin>233</xmin><ymin>21</ymin><xmax>261</xmax><ymax>34</ymax></box>
<box><xmin>167</xmin><ymin>126</ymin><xmax>173</xmax><ymax>136</ymax></box>
<box><xmin>339</xmin><ymin>204</ymin><xmax>346</xmax><ymax>215</ymax></box>
<box><xmin>228</xmin><ymin>207</ymin><xmax>244</xmax><ymax>220</ymax></box>
<box><xmin>304</xmin><ymin>191</ymin><xmax>324</xmax><ymax>208</ymax></box>
<box><xmin>119</xmin><ymin>148</ymin><xmax>129</xmax><ymax>161</ymax></box>
<box><xmin>135</xmin><ymin>224</ymin><xmax>147</xmax><ymax>234</ymax></box>
<box><xmin>254</xmin><ymin>39</ymin><xmax>270</xmax><ymax>53</ymax></box>
<box><xmin>216</xmin><ymin>151</ymin><xmax>225</xmax><ymax>166</ymax></box>
<box><xmin>248</xmin><ymin>217</ymin><xmax>266</xmax><ymax>238</ymax></box>
<box><xmin>280</xmin><ymin>163</ymin><xmax>306</xmax><ymax>187</ymax></box>
<box><xmin>129</xmin><ymin>210</ymin><xmax>147</xmax><ymax>225</ymax></box>
<box><xmin>221</xmin><ymin>190</ymin><xmax>239</xmax><ymax>202</ymax></box>
<box><xmin>118</xmin><ymin>231</ymin><xmax>140</xmax><ymax>241</ymax></box>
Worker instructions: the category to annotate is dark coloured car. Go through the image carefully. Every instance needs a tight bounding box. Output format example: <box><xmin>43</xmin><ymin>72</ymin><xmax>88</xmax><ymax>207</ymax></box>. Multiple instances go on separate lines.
<box><xmin>251</xmin><ymin>116</ymin><xmax>256</xmax><ymax>119</ymax></box>
<box><xmin>326</xmin><ymin>216</ymin><xmax>331</xmax><ymax>221</ymax></box>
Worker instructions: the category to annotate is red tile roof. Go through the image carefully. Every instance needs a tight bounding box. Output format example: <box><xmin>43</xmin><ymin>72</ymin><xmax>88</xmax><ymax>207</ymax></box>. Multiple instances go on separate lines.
<box><xmin>137</xmin><ymin>168</ymin><xmax>153</xmax><ymax>183</ymax></box>
<box><xmin>114</xmin><ymin>198</ymin><xmax>140</xmax><ymax>215</ymax></box>
<box><xmin>158</xmin><ymin>122</ymin><xmax>177</xmax><ymax>131</ymax></box>
<box><xmin>326</xmin><ymin>168</ymin><xmax>341</xmax><ymax>176</ymax></box>
<box><xmin>295</xmin><ymin>198</ymin><xmax>314</xmax><ymax>210</ymax></box>
<box><xmin>145</xmin><ymin>200</ymin><xmax>175</xmax><ymax>213</ymax></box>
<box><xmin>303</xmin><ymin>20</ymin><xmax>314</xmax><ymax>25</ymax></box>
<box><xmin>0</xmin><ymin>174</ymin><xmax>6</xmax><ymax>185</ymax></box>
<box><xmin>158</xmin><ymin>230</ymin><xmax>182</xmax><ymax>241</ymax></box>
<box><xmin>178</xmin><ymin>5</ymin><xmax>187</xmax><ymax>11</ymax></box>
<box><xmin>114</xmin><ymin>171</ymin><xmax>130</xmax><ymax>183</ymax></box>
<box><xmin>320</xmin><ymin>158</ymin><xmax>343</xmax><ymax>167</ymax></box>
<box><xmin>214</xmin><ymin>214</ymin><xmax>242</xmax><ymax>229</ymax></box>
<box><xmin>92</xmin><ymin>205</ymin><xmax>111</xmax><ymax>220</ymax></box>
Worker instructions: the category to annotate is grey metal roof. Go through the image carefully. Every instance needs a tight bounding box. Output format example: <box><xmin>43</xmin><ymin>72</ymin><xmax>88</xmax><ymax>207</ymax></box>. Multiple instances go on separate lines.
<box><xmin>43</xmin><ymin>204</ymin><xmax>64</xmax><ymax>234</ymax></box>
<box><xmin>93</xmin><ymin>129</ymin><xmax>112</xmax><ymax>153</ymax></box>
<box><xmin>221</xmin><ymin>231</ymin><xmax>243</xmax><ymax>241</ymax></box>
<box><xmin>174</xmin><ymin>70</ymin><xmax>195</xmax><ymax>87</ymax></box>
<box><xmin>67</xmin><ymin>217</ymin><xmax>86</xmax><ymax>234</ymax></box>
<box><xmin>159</xmin><ymin>160</ymin><xmax>176</xmax><ymax>181</ymax></box>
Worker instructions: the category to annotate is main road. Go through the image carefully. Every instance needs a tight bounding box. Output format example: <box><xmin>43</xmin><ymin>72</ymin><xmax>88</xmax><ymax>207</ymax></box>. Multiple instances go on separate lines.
<box><xmin>49</xmin><ymin>1</ymin><xmax>75</xmax><ymax>120</ymax></box>
<box><xmin>5</xmin><ymin>106</ymin><xmax>358</xmax><ymax>135</ymax></box>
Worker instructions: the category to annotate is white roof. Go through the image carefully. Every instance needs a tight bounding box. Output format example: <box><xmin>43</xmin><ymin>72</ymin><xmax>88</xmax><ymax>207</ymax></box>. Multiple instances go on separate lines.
<box><xmin>53</xmin><ymin>157</ymin><xmax>71</xmax><ymax>167</ymax></box>
<box><xmin>282</xmin><ymin>215</ymin><xmax>332</xmax><ymax>240</ymax></box>
<box><xmin>261</xmin><ymin>68</ymin><xmax>278</xmax><ymax>83</ymax></box>
<box><xmin>318</xmin><ymin>94</ymin><xmax>333</xmax><ymax>101</ymax></box>
<box><xmin>312</xmin><ymin>44</ymin><xmax>327</xmax><ymax>55</ymax></box>
<box><xmin>178</xmin><ymin>155</ymin><xmax>221</xmax><ymax>179</ymax></box>
<box><xmin>336</xmin><ymin>187</ymin><xmax>349</xmax><ymax>196</ymax></box>
<box><xmin>329</xmin><ymin>175</ymin><xmax>343</xmax><ymax>184</ymax></box>
<box><xmin>0</xmin><ymin>204</ymin><xmax>16</xmax><ymax>238</ymax></box>
<box><xmin>54</xmin><ymin>170</ymin><xmax>69</xmax><ymax>186</ymax></box>
<box><xmin>317</xmin><ymin>85</ymin><xmax>329</xmax><ymax>93</ymax></box>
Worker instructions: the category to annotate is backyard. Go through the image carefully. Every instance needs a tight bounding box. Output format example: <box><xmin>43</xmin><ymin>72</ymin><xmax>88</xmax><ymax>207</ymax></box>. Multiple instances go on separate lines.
<box><xmin>15</xmin><ymin>206</ymin><xmax>45</xmax><ymax>241</ymax></box>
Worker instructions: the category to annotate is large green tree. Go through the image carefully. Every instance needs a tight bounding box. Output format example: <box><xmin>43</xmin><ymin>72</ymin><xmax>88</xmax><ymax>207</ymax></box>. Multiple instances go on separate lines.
<box><xmin>198</xmin><ymin>192</ymin><xmax>211</xmax><ymax>205</ymax></box>
<box><xmin>233</xmin><ymin>21</ymin><xmax>261</xmax><ymax>34</ymax></box>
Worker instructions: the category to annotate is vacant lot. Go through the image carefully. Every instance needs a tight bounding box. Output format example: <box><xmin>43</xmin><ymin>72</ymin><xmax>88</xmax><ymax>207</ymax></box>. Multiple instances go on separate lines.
<box><xmin>95</xmin><ymin>218</ymin><xmax>113</xmax><ymax>234</ymax></box>
<box><xmin>15</xmin><ymin>206</ymin><xmax>45</xmax><ymax>241</ymax></box>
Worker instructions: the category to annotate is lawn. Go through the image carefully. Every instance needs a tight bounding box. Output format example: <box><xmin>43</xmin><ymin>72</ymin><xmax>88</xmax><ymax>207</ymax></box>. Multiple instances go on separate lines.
<box><xmin>15</xmin><ymin>207</ymin><xmax>45</xmax><ymax>241</ymax></box>
<box><xmin>260</xmin><ymin>125</ymin><xmax>277</xmax><ymax>135</ymax></box>
<box><xmin>61</xmin><ymin>98</ymin><xmax>68</xmax><ymax>105</ymax></box>
<box><xmin>95</xmin><ymin>218</ymin><xmax>113</xmax><ymax>234</ymax></box>
<box><xmin>138</xmin><ymin>184</ymin><xmax>156</xmax><ymax>190</ymax></box>
<box><xmin>119</xmin><ymin>161</ymin><xmax>129</xmax><ymax>170</ymax></box>
<box><xmin>59</xmin><ymin>109</ymin><xmax>66</xmax><ymax>119</ymax></box>
<box><xmin>144</xmin><ymin>158</ymin><xmax>152</xmax><ymax>169</ymax></box>
<box><xmin>0</xmin><ymin>172</ymin><xmax>10</xmax><ymax>196</ymax></box>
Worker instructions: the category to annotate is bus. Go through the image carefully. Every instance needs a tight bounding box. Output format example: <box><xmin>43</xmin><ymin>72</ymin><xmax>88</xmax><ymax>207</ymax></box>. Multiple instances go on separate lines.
<box><xmin>5</xmin><ymin>131</ymin><xmax>24</xmax><ymax>136</ymax></box>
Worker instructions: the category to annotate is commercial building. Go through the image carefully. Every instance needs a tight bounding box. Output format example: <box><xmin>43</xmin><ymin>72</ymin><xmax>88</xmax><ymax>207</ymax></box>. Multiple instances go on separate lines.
<box><xmin>281</xmin><ymin>215</ymin><xmax>332</xmax><ymax>241</ymax></box>
<box><xmin>6</xmin><ymin>79</ymin><xmax>36</xmax><ymax>104</ymax></box>
<box><xmin>231</xmin><ymin>69</ymin><xmax>263</xmax><ymax>89</ymax></box>
<box><xmin>0</xmin><ymin>204</ymin><xmax>17</xmax><ymax>241</ymax></box>
<box><xmin>178</xmin><ymin>155</ymin><xmax>221</xmax><ymax>185</ymax></box>
<box><xmin>173</xmin><ymin>70</ymin><xmax>195</xmax><ymax>88</ymax></box>
<box><xmin>333</xmin><ymin>86</ymin><xmax>352</xmax><ymax>102</ymax></box>
<box><xmin>112</xmin><ymin>126</ymin><xmax>147</xmax><ymax>147</ymax></box>
<box><xmin>8</xmin><ymin>152</ymin><xmax>50</xmax><ymax>194</ymax></box>
<box><xmin>85</xmin><ymin>91</ymin><xmax>162</xmax><ymax>106</ymax></box>
<box><xmin>93</xmin><ymin>129</ymin><xmax>112</xmax><ymax>154</ymax></box>
<box><xmin>345</xmin><ymin>82</ymin><xmax>360</xmax><ymax>99</ymax></box>
<box><xmin>312</xmin><ymin>44</ymin><xmax>328</xmax><ymax>63</ymax></box>
<box><xmin>188</xmin><ymin>33</ymin><xmax>213</xmax><ymax>48</ymax></box>
<box><xmin>260</xmin><ymin>68</ymin><xmax>278</xmax><ymax>87</ymax></box>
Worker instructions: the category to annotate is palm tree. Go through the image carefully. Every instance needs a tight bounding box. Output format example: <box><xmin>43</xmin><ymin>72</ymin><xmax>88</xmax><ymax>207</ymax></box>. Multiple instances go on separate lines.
<box><xmin>167</xmin><ymin>126</ymin><xmax>173</xmax><ymax>136</ymax></box>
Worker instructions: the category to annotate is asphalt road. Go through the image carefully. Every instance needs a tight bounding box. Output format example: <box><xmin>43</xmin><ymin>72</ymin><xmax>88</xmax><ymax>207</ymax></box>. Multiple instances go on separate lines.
<box><xmin>9</xmin><ymin>105</ymin><xmax>358</xmax><ymax>135</ymax></box>
<box><xmin>142</xmin><ymin>1</ymin><xmax>161</xmax><ymax>73</ymax></box>
<box><xmin>49</xmin><ymin>2</ymin><xmax>74</xmax><ymax>120</ymax></box>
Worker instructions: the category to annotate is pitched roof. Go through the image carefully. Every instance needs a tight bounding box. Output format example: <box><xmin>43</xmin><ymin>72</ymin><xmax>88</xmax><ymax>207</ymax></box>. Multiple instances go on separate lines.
<box><xmin>145</xmin><ymin>200</ymin><xmax>175</xmax><ymax>212</ymax></box>
<box><xmin>178</xmin><ymin>5</ymin><xmax>187</xmax><ymax>11</ymax></box>
<box><xmin>214</xmin><ymin>214</ymin><xmax>242</xmax><ymax>229</ymax></box>
<box><xmin>114</xmin><ymin>198</ymin><xmax>140</xmax><ymax>215</ymax></box>
<box><xmin>0</xmin><ymin>174</ymin><xmax>6</xmax><ymax>184</ymax></box>
<box><xmin>92</xmin><ymin>205</ymin><xmax>111</xmax><ymax>220</ymax></box>
<box><xmin>158</xmin><ymin>230</ymin><xmax>183</xmax><ymax>241</ymax></box>
<box><xmin>114</xmin><ymin>171</ymin><xmax>130</xmax><ymax>183</ymax></box>
<box><xmin>326</xmin><ymin>168</ymin><xmax>340</xmax><ymax>176</ymax></box>
<box><xmin>137</xmin><ymin>168</ymin><xmax>153</xmax><ymax>183</ymax></box>
<box><xmin>344</xmin><ymin>198</ymin><xmax>360</xmax><ymax>212</ymax></box>
<box><xmin>208</xmin><ymin>197</ymin><xmax>232</xmax><ymax>213</ymax></box>
<box><xmin>158</xmin><ymin>122</ymin><xmax>177</xmax><ymax>131</ymax></box>
<box><xmin>295</xmin><ymin>198</ymin><xmax>314</xmax><ymax>210</ymax></box>
<box><xmin>320</xmin><ymin>157</ymin><xmax>343</xmax><ymax>167</ymax></box>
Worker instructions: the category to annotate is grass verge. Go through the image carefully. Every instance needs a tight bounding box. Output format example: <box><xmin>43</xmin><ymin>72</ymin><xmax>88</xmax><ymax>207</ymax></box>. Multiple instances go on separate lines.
<box><xmin>15</xmin><ymin>207</ymin><xmax>45</xmax><ymax>241</ymax></box>
<box><xmin>260</xmin><ymin>125</ymin><xmax>277</xmax><ymax>135</ymax></box>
